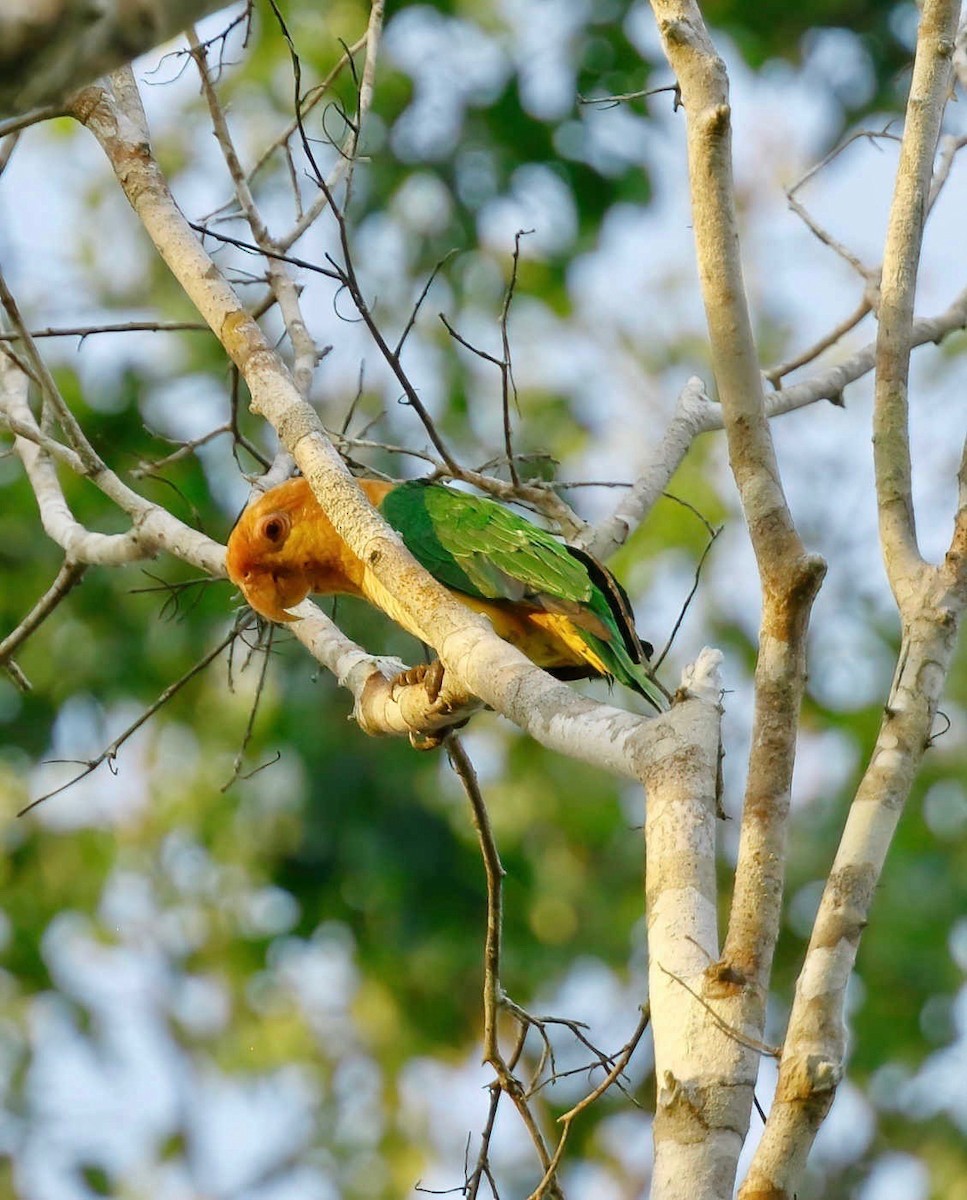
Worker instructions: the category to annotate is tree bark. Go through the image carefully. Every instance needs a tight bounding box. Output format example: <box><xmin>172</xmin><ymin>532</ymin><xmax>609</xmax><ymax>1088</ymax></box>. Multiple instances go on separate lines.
<box><xmin>0</xmin><ymin>0</ymin><xmax>232</xmax><ymax>118</ymax></box>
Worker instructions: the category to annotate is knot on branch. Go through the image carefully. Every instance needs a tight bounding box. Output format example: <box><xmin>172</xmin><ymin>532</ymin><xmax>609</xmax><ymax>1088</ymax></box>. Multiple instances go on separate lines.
<box><xmin>274</xmin><ymin>400</ymin><xmax>326</xmax><ymax>449</ymax></box>
<box><xmin>656</xmin><ymin>1069</ymin><xmax>742</xmax><ymax>1138</ymax></box>
<box><xmin>703</xmin><ymin>102</ymin><xmax>731</xmax><ymax>136</ymax></box>
<box><xmin>68</xmin><ymin>85</ymin><xmax>110</xmax><ymax>128</ymax></box>
<box><xmin>660</xmin><ymin>17</ymin><xmax>692</xmax><ymax>45</ymax></box>
<box><xmin>764</xmin><ymin>552</ymin><xmax>826</xmax><ymax>640</ymax></box>
<box><xmin>656</xmin><ymin>1070</ymin><xmax>710</xmax><ymax>1136</ymax></box>
<box><xmin>779</xmin><ymin>1053</ymin><xmax>843</xmax><ymax>1102</ymax></box>
<box><xmin>221</xmin><ymin>320</ymin><xmax>281</xmax><ymax>381</ymax></box>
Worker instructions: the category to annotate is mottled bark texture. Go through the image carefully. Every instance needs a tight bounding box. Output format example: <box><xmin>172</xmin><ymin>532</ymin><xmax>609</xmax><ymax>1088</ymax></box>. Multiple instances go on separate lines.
<box><xmin>0</xmin><ymin>0</ymin><xmax>231</xmax><ymax>117</ymax></box>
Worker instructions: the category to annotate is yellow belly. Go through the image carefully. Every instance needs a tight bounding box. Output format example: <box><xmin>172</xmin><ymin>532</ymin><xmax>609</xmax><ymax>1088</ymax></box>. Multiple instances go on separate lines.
<box><xmin>466</xmin><ymin>597</ymin><xmax>607</xmax><ymax>673</ymax></box>
<box><xmin>360</xmin><ymin>569</ymin><xmax>606</xmax><ymax>674</ymax></box>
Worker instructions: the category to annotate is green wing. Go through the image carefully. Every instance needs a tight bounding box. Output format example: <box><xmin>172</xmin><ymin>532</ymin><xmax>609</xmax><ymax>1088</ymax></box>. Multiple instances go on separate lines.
<box><xmin>379</xmin><ymin>481</ymin><xmax>665</xmax><ymax>709</ymax></box>
<box><xmin>380</xmin><ymin>480</ymin><xmax>592</xmax><ymax>604</ymax></box>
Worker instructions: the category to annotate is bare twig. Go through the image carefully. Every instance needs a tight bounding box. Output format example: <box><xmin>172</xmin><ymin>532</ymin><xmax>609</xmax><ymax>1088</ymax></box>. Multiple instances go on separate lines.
<box><xmin>652</xmin><ymin>522</ymin><xmax>721</xmax><ymax>671</ymax></box>
<box><xmin>786</xmin><ymin>125</ymin><xmax>902</xmax><ymax>197</ymax></box>
<box><xmin>524</xmin><ymin>1007</ymin><xmax>651</xmax><ymax>1200</ymax></box>
<box><xmin>221</xmin><ymin>624</ymin><xmax>275</xmax><ymax>791</ymax></box>
<box><xmin>272</xmin><ymin>0</ymin><xmax>386</xmax><ymax>251</ymax></box>
<box><xmin>765</xmin><ymin>297</ymin><xmax>872</xmax><ymax>387</ymax></box>
<box><xmin>189</xmin><ymin>25</ymin><xmax>319</xmax><ymax>400</ymax></box>
<box><xmin>0</xmin><ymin>105</ymin><xmax>63</xmax><ymax>138</ymax></box>
<box><xmin>0</xmin><ymin>560</ymin><xmax>87</xmax><ymax>689</ymax></box>
<box><xmin>498</xmin><ymin>230</ymin><xmax>531</xmax><ymax>488</ymax></box>
<box><xmin>0</xmin><ymin>320</ymin><xmax>210</xmax><ymax>341</ymax></box>
<box><xmin>446</xmin><ymin>734</ymin><xmax>561</xmax><ymax>1198</ymax></box>
<box><xmin>394</xmin><ymin>249</ymin><xmax>459</xmax><ymax>357</ymax></box>
<box><xmin>20</xmin><ymin>617</ymin><xmax>253</xmax><ymax>815</ymax></box>
<box><xmin>656</xmin><ymin>964</ymin><xmax>778</xmax><ymax>1058</ymax></box>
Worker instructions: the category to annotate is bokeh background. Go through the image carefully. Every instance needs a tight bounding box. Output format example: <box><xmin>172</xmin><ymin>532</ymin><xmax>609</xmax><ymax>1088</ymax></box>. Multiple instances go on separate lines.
<box><xmin>1</xmin><ymin>1</ymin><xmax>965</xmax><ymax>1196</ymax></box>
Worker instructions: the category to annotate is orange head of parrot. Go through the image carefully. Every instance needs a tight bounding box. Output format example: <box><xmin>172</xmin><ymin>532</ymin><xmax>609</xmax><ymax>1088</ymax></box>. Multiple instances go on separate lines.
<box><xmin>225</xmin><ymin>477</ymin><xmax>372</xmax><ymax>621</ymax></box>
<box><xmin>226</xmin><ymin>499</ymin><xmax>308</xmax><ymax>622</ymax></box>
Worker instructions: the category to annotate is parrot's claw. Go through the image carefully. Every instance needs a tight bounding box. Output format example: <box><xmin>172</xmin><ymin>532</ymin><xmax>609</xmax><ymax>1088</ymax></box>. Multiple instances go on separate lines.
<box><xmin>389</xmin><ymin>660</ymin><xmax>471</xmax><ymax>750</ymax></box>
<box><xmin>391</xmin><ymin>659</ymin><xmax>446</xmax><ymax>705</ymax></box>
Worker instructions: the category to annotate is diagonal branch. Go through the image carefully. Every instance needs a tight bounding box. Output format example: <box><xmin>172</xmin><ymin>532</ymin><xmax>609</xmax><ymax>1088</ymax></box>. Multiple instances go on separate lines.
<box><xmin>0</xmin><ymin>559</ymin><xmax>87</xmax><ymax>690</ymax></box>
<box><xmin>0</xmin><ymin>0</ymin><xmax>233</xmax><ymax>118</ymax></box>
<box><xmin>742</xmin><ymin>4</ymin><xmax>965</xmax><ymax>1195</ymax></box>
<box><xmin>0</xmin><ymin>347</ymin><xmax>226</xmax><ymax>576</ymax></box>
<box><xmin>873</xmin><ymin>0</ymin><xmax>960</xmax><ymax>598</ymax></box>
<box><xmin>588</xmin><ymin>275</ymin><xmax>967</xmax><ymax>561</ymax></box>
<box><xmin>71</xmin><ymin>66</ymin><xmax>690</xmax><ymax>778</ymax></box>
<box><xmin>646</xmin><ymin>8</ymin><xmax>825</xmax><ymax>1195</ymax></box>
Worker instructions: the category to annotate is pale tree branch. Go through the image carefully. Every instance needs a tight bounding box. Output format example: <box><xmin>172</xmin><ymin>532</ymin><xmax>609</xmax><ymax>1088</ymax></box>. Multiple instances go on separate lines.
<box><xmin>281</xmin><ymin>599</ymin><xmax>483</xmax><ymax>743</ymax></box>
<box><xmin>0</xmin><ymin>0</ymin><xmax>237</xmax><ymax>118</ymax></box>
<box><xmin>0</xmin><ymin>345</ymin><xmax>226</xmax><ymax>577</ymax></box>
<box><xmin>0</xmin><ymin>559</ymin><xmax>87</xmax><ymax>690</ymax></box>
<box><xmin>583</xmin><ymin>376</ymin><xmax>711</xmax><ymax>559</ymax></box>
<box><xmin>873</xmin><ymin>0</ymin><xmax>960</xmax><ymax>597</ymax></box>
<box><xmin>201</xmin><ymin>30</ymin><xmax>370</xmax><ymax>225</ymax></box>
<box><xmin>1</xmin><ymin>351</ymin><xmax>144</xmax><ymax>565</ymax></box>
<box><xmin>742</xmin><ymin>4</ymin><xmax>965</xmax><ymax>1195</ymax></box>
<box><xmin>646</xmin><ymin>8</ymin><xmax>825</xmax><ymax>1196</ymax></box>
<box><xmin>188</xmin><ymin>24</ymin><xmax>319</xmax><ymax>404</ymax></box>
<box><xmin>70</xmin><ymin>65</ymin><xmax>714</xmax><ymax>780</ymax></box>
<box><xmin>276</xmin><ymin>0</ymin><xmax>385</xmax><ymax>253</ymax></box>
<box><xmin>641</xmin><ymin>648</ymin><xmax>736</xmax><ymax>1200</ymax></box>
<box><xmin>588</xmin><ymin>279</ymin><xmax>967</xmax><ymax>560</ymax></box>
<box><xmin>740</xmin><ymin>579</ymin><xmax>965</xmax><ymax>1199</ymax></box>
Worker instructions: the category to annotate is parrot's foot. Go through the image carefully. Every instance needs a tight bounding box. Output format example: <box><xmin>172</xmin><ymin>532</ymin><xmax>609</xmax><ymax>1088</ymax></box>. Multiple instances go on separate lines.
<box><xmin>390</xmin><ymin>660</ymin><xmax>470</xmax><ymax>750</ymax></box>
<box><xmin>391</xmin><ymin>658</ymin><xmax>446</xmax><ymax>705</ymax></box>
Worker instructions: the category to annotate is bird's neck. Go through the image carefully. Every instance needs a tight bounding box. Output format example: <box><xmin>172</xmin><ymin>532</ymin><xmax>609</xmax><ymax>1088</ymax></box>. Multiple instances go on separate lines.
<box><xmin>301</xmin><ymin>477</ymin><xmax>396</xmax><ymax>598</ymax></box>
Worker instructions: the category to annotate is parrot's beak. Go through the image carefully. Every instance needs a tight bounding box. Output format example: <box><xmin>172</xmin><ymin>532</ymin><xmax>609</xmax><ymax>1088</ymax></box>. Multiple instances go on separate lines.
<box><xmin>235</xmin><ymin>570</ymin><xmax>309</xmax><ymax>623</ymax></box>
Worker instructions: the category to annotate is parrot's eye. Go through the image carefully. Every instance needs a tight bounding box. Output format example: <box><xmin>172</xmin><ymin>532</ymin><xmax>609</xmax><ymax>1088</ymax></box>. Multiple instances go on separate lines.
<box><xmin>257</xmin><ymin>512</ymin><xmax>291</xmax><ymax>547</ymax></box>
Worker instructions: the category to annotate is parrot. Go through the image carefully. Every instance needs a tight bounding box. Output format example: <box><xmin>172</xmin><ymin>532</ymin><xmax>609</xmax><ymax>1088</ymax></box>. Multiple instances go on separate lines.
<box><xmin>225</xmin><ymin>476</ymin><xmax>666</xmax><ymax>710</ymax></box>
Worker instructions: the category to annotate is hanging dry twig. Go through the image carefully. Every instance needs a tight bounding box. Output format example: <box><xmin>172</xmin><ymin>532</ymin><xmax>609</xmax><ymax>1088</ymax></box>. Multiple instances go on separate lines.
<box><xmin>0</xmin><ymin>560</ymin><xmax>87</xmax><ymax>691</ymax></box>
<box><xmin>20</xmin><ymin>615</ymin><xmax>255</xmax><ymax>816</ymax></box>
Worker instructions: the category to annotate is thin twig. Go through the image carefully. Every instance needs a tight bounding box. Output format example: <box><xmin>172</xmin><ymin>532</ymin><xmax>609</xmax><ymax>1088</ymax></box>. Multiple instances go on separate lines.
<box><xmin>765</xmin><ymin>298</ymin><xmax>872</xmax><ymax>387</ymax></box>
<box><xmin>221</xmin><ymin>624</ymin><xmax>275</xmax><ymax>791</ymax></box>
<box><xmin>189</xmin><ymin>25</ymin><xmax>319</xmax><ymax>400</ymax></box>
<box><xmin>0</xmin><ymin>560</ymin><xmax>87</xmax><ymax>689</ymax></box>
<box><xmin>447</xmin><ymin>735</ymin><xmax>505</xmax><ymax>1060</ymax></box>
<box><xmin>498</xmin><ymin>230</ymin><xmax>532</xmax><ymax>488</ymax></box>
<box><xmin>656</xmin><ymin>964</ymin><xmax>780</xmax><ymax>1058</ymax></box>
<box><xmin>653</xmin><ymin>523</ymin><xmax>722</xmax><ymax>671</ymax></box>
<box><xmin>0</xmin><ymin>272</ymin><xmax>104</xmax><ymax>471</ymax></box>
<box><xmin>578</xmin><ymin>83</ymin><xmax>680</xmax><ymax>108</ymax></box>
<box><xmin>0</xmin><ymin>320</ymin><xmax>210</xmax><ymax>341</ymax></box>
<box><xmin>786</xmin><ymin>125</ymin><xmax>902</xmax><ymax>197</ymax></box>
<box><xmin>394</xmin><ymin>249</ymin><xmax>459</xmax><ymax>357</ymax></box>
<box><xmin>20</xmin><ymin>616</ymin><xmax>253</xmax><ymax>815</ymax></box>
<box><xmin>0</xmin><ymin>105</ymin><xmax>63</xmax><ymax>139</ymax></box>
<box><xmin>525</xmin><ymin>1007</ymin><xmax>651</xmax><ymax>1200</ymax></box>
<box><xmin>0</xmin><ymin>131</ymin><xmax>20</xmax><ymax>177</ymax></box>
<box><xmin>200</xmin><ymin>32</ymin><xmax>369</xmax><ymax>225</ymax></box>
<box><xmin>446</xmin><ymin>735</ymin><xmax>561</xmax><ymax>1199</ymax></box>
